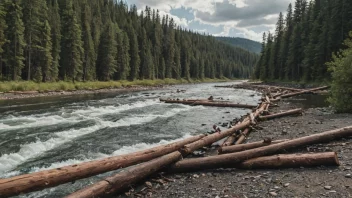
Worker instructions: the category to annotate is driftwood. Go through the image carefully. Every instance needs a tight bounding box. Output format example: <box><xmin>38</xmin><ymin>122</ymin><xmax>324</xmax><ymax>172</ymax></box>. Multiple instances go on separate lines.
<box><xmin>235</xmin><ymin>128</ymin><xmax>252</xmax><ymax>144</ymax></box>
<box><xmin>0</xmin><ymin>135</ymin><xmax>205</xmax><ymax>198</ymax></box>
<box><xmin>66</xmin><ymin>152</ymin><xmax>182</xmax><ymax>198</ymax></box>
<box><xmin>280</xmin><ymin>86</ymin><xmax>329</xmax><ymax>98</ymax></box>
<box><xmin>161</xmin><ymin>100</ymin><xmax>257</xmax><ymax>109</ymax></box>
<box><xmin>237</xmin><ymin>152</ymin><xmax>339</xmax><ymax>169</ymax></box>
<box><xmin>168</xmin><ymin>126</ymin><xmax>352</xmax><ymax>172</ymax></box>
<box><xmin>219</xmin><ymin>139</ymin><xmax>289</xmax><ymax>154</ymax></box>
<box><xmin>168</xmin><ymin>152</ymin><xmax>339</xmax><ymax>172</ymax></box>
<box><xmin>259</xmin><ymin>108</ymin><xmax>302</xmax><ymax>121</ymax></box>
<box><xmin>222</xmin><ymin>134</ymin><xmax>239</xmax><ymax>147</ymax></box>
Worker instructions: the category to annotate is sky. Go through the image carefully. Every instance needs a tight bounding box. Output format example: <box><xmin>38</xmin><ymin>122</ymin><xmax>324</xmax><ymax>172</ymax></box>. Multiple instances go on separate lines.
<box><xmin>125</xmin><ymin>0</ymin><xmax>295</xmax><ymax>42</ymax></box>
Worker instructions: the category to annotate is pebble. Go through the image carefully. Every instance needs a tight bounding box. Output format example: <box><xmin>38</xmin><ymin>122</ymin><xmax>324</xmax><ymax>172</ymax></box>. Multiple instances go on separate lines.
<box><xmin>145</xmin><ymin>181</ymin><xmax>153</xmax><ymax>188</ymax></box>
<box><xmin>324</xmin><ymin>186</ymin><xmax>332</xmax><ymax>190</ymax></box>
<box><xmin>328</xmin><ymin>190</ymin><xmax>337</xmax><ymax>193</ymax></box>
<box><xmin>346</xmin><ymin>174</ymin><xmax>351</xmax><ymax>178</ymax></box>
<box><xmin>269</xmin><ymin>192</ymin><xmax>278</xmax><ymax>196</ymax></box>
<box><xmin>284</xmin><ymin>183</ymin><xmax>290</xmax><ymax>187</ymax></box>
<box><xmin>193</xmin><ymin>174</ymin><xmax>199</xmax><ymax>178</ymax></box>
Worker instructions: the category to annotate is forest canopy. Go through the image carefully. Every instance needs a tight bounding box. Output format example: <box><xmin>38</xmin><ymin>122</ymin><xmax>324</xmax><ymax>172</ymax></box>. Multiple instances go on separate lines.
<box><xmin>0</xmin><ymin>0</ymin><xmax>259</xmax><ymax>83</ymax></box>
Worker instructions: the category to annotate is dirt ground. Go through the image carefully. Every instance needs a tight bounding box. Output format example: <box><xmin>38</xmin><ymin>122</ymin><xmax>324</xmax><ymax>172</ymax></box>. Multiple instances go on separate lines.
<box><xmin>123</xmin><ymin>95</ymin><xmax>352</xmax><ymax>198</ymax></box>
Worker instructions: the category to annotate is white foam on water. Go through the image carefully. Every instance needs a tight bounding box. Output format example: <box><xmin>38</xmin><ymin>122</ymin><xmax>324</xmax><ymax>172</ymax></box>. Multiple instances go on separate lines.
<box><xmin>0</xmin><ymin>99</ymin><xmax>158</xmax><ymax>132</ymax></box>
<box><xmin>1</xmin><ymin>133</ymin><xmax>193</xmax><ymax>179</ymax></box>
<box><xmin>0</xmin><ymin>104</ymin><xmax>195</xmax><ymax>175</ymax></box>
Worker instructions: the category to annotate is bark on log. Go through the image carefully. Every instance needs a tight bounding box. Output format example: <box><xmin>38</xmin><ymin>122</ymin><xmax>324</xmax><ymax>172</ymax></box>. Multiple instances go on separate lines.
<box><xmin>235</xmin><ymin>128</ymin><xmax>251</xmax><ymax>144</ymax></box>
<box><xmin>66</xmin><ymin>152</ymin><xmax>182</xmax><ymax>198</ymax></box>
<box><xmin>259</xmin><ymin>108</ymin><xmax>302</xmax><ymax>121</ymax></box>
<box><xmin>0</xmin><ymin>135</ymin><xmax>205</xmax><ymax>198</ymax></box>
<box><xmin>168</xmin><ymin>126</ymin><xmax>352</xmax><ymax>172</ymax></box>
<box><xmin>237</xmin><ymin>152</ymin><xmax>339</xmax><ymax>169</ymax></box>
<box><xmin>180</xmin><ymin>121</ymin><xmax>251</xmax><ymax>156</ymax></box>
<box><xmin>222</xmin><ymin>134</ymin><xmax>239</xmax><ymax>147</ymax></box>
<box><xmin>280</xmin><ymin>86</ymin><xmax>329</xmax><ymax>98</ymax></box>
<box><xmin>219</xmin><ymin>139</ymin><xmax>289</xmax><ymax>154</ymax></box>
<box><xmin>162</xmin><ymin>100</ymin><xmax>256</xmax><ymax>109</ymax></box>
<box><xmin>167</xmin><ymin>152</ymin><xmax>339</xmax><ymax>172</ymax></box>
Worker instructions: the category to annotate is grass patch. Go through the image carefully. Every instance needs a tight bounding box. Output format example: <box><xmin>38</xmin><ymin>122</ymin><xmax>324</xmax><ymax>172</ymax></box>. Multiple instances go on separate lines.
<box><xmin>0</xmin><ymin>78</ymin><xmax>237</xmax><ymax>92</ymax></box>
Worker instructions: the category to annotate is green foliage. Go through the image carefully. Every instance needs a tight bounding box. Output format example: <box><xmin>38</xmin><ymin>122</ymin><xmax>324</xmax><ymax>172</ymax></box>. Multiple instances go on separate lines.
<box><xmin>327</xmin><ymin>32</ymin><xmax>352</xmax><ymax>113</ymax></box>
<box><xmin>0</xmin><ymin>0</ymin><xmax>259</xmax><ymax>83</ymax></box>
<box><xmin>256</xmin><ymin>0</ymin><xmax>352</xmax><ymax>83</ymax></box>
<box><xmin>215</xmin><ymin>37</ymin><xmax>262</xmax><ymax>54</ymax></box>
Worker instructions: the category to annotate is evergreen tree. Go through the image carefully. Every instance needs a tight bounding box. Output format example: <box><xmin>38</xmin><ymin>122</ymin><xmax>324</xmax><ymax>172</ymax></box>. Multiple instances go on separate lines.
<box><xmin>0</xmin><ymin>1</ymin><xmax>7</xmax><ymax>78</ymax></box>
<box><xmin>60</xmin><ymin>0</ymin><xmax>83</xmax><ymax>82</ymax></box>
<box><xmin>116</xmin><ymin>31</ymin><xmax>130</xmax><ymax>80</ymax></box>
<box><xmin>127</xmin><ymin>24</ymin><xmax>139</xmax><ymax>80</ymax></box>
<box><xmin>279</xmin><ymin>3</ymin><xmax>293</xmax><ymax>79</ymax></box>
<box><xmin>269</xmin><ymin>12</ymin><xmax>284</xmax><ymax>79</ymax></box>
<box><xmin>4</xmin><ymin>0</ymin><xmax>25</xmax><ymax>81</ymax></box>
<box><xmin>96</xmin><ymin>21</ymin><xmax>117</xmax><ymax>81</ymax></box>
<box><xmin>81</xmin><ymin>3</ymin><xmax>95</xmax><ymax>81</ymax></box>
<box><xmin>48</xmin><ymin>0</ymin><xmax>61</xmax><ymax>81</ymax></box>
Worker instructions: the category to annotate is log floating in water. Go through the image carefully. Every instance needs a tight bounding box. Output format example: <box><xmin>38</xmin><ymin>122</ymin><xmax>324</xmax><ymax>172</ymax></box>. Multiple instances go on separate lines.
<box><xmin>168</xmin><ymin>152</ymin><xmax>339</xmax><ymax>172</ymax></box>
<box><xmin>66</xmin><ymin>152</ymin><xmax>183</xmax><ymax>198</ymax></box>
<box><xmin>219</xmin><ymin>139</ymin><xmax>289</xmax><ymax>154</ymax></box>
<box><xmin>259</xmin><ymin>108</ymin><xmax>302</xmax><ymax>121</ymax></box>
<box><xmin>0</xmin><ymin>135</ymin><xmax>205</xmax><ymax>198</ymax></box>
<box><xmin>161</xmin><ymin>99</ymin><xmax>257</xmax><ymax>109</ymax></box>
<box><xmin>168</xmin><ymin>126</ymin><xmax>352</xmax><ymax>172</ymax></box>
<box><xmin>280</xmin><ymin>86</ymin><xmax>329</xmax><ymax>98</ymax></box>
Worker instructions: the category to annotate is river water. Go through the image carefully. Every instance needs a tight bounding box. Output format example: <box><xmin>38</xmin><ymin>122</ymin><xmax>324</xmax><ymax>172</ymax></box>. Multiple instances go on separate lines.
<box><xmin>0</xmin><ymin>81</ymin><xmax>260</xmax><ymax>197</ymax></box>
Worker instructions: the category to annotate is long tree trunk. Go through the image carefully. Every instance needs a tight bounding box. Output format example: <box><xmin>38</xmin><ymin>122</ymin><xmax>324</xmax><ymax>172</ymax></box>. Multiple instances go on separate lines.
<box><xmin>65</xmin><ymin>152</ymin><xmax>182</xmax><ymax>198</ymax></box>
<box><xmin>162</xmin><ymin>100</ymin><xmax>257</xmax><ymax>109</ymax></box>
<box><xmin>219</xmin><ymin>139</ymin><xmax>289</xmax><ymax>154</ymax></box>
<box><xmin>0</xmin><ymin>135</ymin><xmax>205</xmax><ymax>198</ymax></box>
<box><xmin>259</xmin><ymin>108</ymin><xmax>302</xmax><ymax>121</ymax></box>
<box><xmin>280</xmin><ymin>86</ymin><xmax>329</xmax><ymax>98</ymax></box>
<box><xmin>168</xmin><ymin>126</ymin><xmax>352</xmax><ymax>172</ymax></box>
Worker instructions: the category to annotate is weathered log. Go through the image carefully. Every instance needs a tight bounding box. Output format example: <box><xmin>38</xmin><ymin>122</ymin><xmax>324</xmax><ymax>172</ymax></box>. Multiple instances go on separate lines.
<box><xmin>219</xmin><ymin>139</ymin><xmax>289</xmax><ymax>154</ymax></box>
<box><xmin>162</xmin><ymin>100</ymin><xmax>257</xmax><ymax>109</ymax></box>
<box><xmin>180</xmin><ymin>121</ymin><xmax>251</xmax><ymax>156</ymax></box>
<box><xmin>259</xmin><ymin>108</ymin><xmax>302</xmax><ymax>121</ymax></box>
<box><xmin>237</xmin><ymin>152</ymin><xmax>339</xmax><ymax>169</ymax></box>
<box><xmin>235</xmin><ymin>128</ymin><xmax>251</xmax><ymax>144</ymax></box>
<box><xmin>280</xmin><ymin>86</ymin><xmax>329</xmax><ymax>98</ymax></box>
<box><xmin>222</xmin><ymin>134</ymin><xmax>239</xmax><ymax>147</ymax></box>
<box><xmin>66</xmin><ymin>152</ymin><xmax>182</xmax><ymax>198</ymax></box>
<box><xmin>168</xmin><ymin>152</ymin><xmax>339</xmax><ymax>172</ymax></box>
<box><xmin>0</xmin><ymin>135</ymin><xmax>205</xmax><ymax>198</ymax></box>
<box><xmin>168</xmin><ymin>126</ymin><xmax>352</xmax><ymax>172</ymax></box>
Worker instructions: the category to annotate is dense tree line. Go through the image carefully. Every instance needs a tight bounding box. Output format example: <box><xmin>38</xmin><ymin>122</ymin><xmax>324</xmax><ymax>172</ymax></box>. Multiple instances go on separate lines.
<box><xmin>0</xmin><ymin>0</ymin><xmax>258</xmax><ymax>82</ymax></box>
<box><xmin>216</xmin><ymin>37</ymin><xmax>262</xmax><ymax>54</ymax></box>
<box><xmin>255</xmin><ymin>0</ymin><xmax>352</xmax><ymax>82</ymax></box>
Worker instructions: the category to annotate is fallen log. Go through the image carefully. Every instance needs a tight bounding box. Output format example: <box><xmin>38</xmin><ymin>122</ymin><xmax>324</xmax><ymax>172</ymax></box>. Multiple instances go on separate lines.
<box><xmin>219</xmin><ymin>139</ymin><xmax>289</xmax><ymax>154</ymax></box>
<box><xmin>180</xmin><ymin>121</ymin><xmax>251</xmax><ymax>156</ymax></box>
<box><xmin>66</xmin><ymin>152</ymin><xmax>182</xmax><ymax>198</ymax></box>
<box><xmin>0</xmin><ymin>135</ymin><xmax>205</xmax><ymax>198</ymax></box>
<box><xmin>168</xmin><ymin>126</ymin><xmax>352</xmax><ymax>172</ymax></box>
<box><xmin>168</xmin><ymin>152</ymin><xmax>339</xmax><ymax>172</ymax></box>
<box><xmin>235</xmin><ymin>128</ymin><xmax>251</xmax><ymax>144</ymax></box>
<box><xmin>162</xmin><ymin>100</ymin><xmax>257</xmax><ymax>109</ymax></box>
<box><xmin>222</xmin><ymin>134</ymin><xmax>239</xmax><ymax>147</ymax></box>
<box><xmin>237</xmin><ymin>152</ymin><xmax>339</xmax><ymax>169</ymax></box>
<box><xmin>259</xmin><ymin>108</ymin><xmax>302</xmax><ymax>121</ymax></box>
<box><xmin>280</xmin><ymin>86</ymin><xmax>329</xmax><ymax>98</ymax></box>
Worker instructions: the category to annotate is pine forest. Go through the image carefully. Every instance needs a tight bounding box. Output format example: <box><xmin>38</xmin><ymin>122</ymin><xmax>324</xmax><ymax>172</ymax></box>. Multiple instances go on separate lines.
<box><xmin>0</xmin><ymin>0</ymin><xmax>259</xmax><ymax>83</ymax></box>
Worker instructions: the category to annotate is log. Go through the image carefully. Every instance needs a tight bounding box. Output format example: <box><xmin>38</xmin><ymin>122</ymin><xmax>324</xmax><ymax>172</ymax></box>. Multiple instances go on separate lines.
<box><xmin>180</xmin><ymin>120</ymin><xmax>251</xmax><ymax>156</ymax></box>
<box><xmin>280</xmin><ymin>86</ymin><xmax>329</xmax><ymax>98</ymax></box>
<box><xmin>168</xmin><ymin>152</ymin><xmax>339</xmax><ymax>172</ymax></box>
<box><xmin>162</xmin><ymin>100</ymin><xmax>257</xmax><ymax>109</ymax></box>
<box><xmin>237</xmin><ymin>152</ymin><xmax>339</xmax><ymax>169</ymax></box>
<box><xmin>66</xmin><ymin>152</ymin><xmax>182</xmax><ymax>198</ymax></box>
<box><xmin>0</xmin><ymin>135</ymin><xmax>205</xmax><ymax>198</ymax></box>
<box><xmin>235</xmin><ymin>128</ymin><xmax>251</xmax><ymax>144</ymax></box>
<box><xmin>222</xmin><ymin>134</ymin><xmax>239</xmax><ymax>147</ymax></box>
<box><xmin>168</xmin><ymin>126</ymin><xmax>352</xmax><ymax>172</ymax></box>
<box><xmin>259</xmin><ymin>108</ymin><xmax>302</xmax><ymax>121</ymax></box>
<box><xmin>219</xmin><ymin>139</ymin><xmax>289</xmax><ymax>154</ymax></box>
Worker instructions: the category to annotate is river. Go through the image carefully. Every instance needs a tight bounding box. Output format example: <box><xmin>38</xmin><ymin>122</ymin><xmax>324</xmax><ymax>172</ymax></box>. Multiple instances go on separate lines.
<box><xmin>0</xmin><ymin>81</ymin><xmax>260</xmax><ymax>197</ymax></box>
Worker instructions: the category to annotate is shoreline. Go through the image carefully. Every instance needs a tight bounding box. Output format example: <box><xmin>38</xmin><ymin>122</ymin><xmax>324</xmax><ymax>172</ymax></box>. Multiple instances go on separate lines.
<box><xmin>0</xmin><ymin>79</ymin><xmax>242</xmax><ymax>101</ymax></box>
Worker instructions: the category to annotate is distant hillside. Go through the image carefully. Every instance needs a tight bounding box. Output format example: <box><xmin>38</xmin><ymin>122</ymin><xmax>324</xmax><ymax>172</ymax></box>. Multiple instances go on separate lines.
<box><xmin>216</xmin><ymin>37</ymin><xmax>262</xmax><ymax>54</ymax></box>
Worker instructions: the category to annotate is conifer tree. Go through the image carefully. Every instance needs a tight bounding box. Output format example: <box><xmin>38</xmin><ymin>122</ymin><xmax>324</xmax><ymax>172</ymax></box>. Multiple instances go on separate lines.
<box><xmin>81</xmin><ymin>3</ymin><xmax>95</xmax><ymax>81</ymax></box>
<box><xmin>48</xmin><ymin>0</ymin><xmax>61</xmax><ymax>81</ymax></box>
<box><xmin>0</xmin><ymin>1</ymin><xmax>7</xmax><ymax>78</ymax></box>
<box><xmin>127</xmin><ymin>25</ymin><xmax>139</xmax><ymax>80</ymax></box>
<box><xmin>116</xmin><ymin>31</ymin><xmax>130</xmax><ymax>80</ymax></box>
<box><xmin>279</xmin><ymin>3</ymin><xmax>293</xmax><ymax>79</ymax></box>
<box><xmin>60</xmin><ymin>0</ymin><xmax>83</xmax><ymax>82</ymax></box>
<box><xmin>4</xmin><ymin>0</ymin><xmax>25</xmax><ymax>81</ymax></box>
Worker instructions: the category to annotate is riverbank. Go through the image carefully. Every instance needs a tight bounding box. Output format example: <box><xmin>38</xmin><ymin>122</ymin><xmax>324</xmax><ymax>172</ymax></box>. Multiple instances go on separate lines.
<box><xmin>0</xmin><ymin>78</ymin><xmax>233</xmax><ymax>100</ymax></box>
<box><xmin>126</xmin><ymin>90</ymin><xmax>352</xmax><ymax>198</ymax></box>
